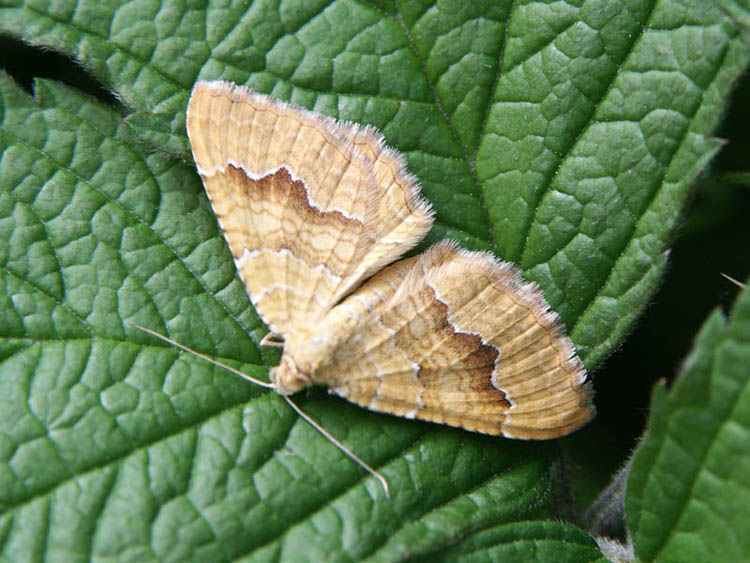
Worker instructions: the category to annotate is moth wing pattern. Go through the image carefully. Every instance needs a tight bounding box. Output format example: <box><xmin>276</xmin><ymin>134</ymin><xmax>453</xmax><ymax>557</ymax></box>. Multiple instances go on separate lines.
<box><xmin>186</xmin><ymin>81</ymin><xmax>433</xmax><ymax>339</ymax></box>
<box><xmin>315</xmin><ymin>242</ymin><xmax>594</xmax><ymax>439</ymax></box>
<box><xmin>187</xmin><ymin>80</ymin><xmax>594</xmax><ymax>440</ymax></box>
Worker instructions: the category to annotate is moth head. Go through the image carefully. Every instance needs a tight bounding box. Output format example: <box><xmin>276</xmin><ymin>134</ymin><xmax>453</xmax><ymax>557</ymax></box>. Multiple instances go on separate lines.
<box><xmin>271</xmin><ymin>354</ymin><xmax>312</xmax><ymax>395</ymax></box>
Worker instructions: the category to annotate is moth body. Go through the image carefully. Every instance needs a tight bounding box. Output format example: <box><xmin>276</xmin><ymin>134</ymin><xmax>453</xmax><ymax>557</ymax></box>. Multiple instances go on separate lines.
<box><xmin>271</xmin><ymin>355</ymin><xmax>310</xmax><ymax>395</ymax></box>
<box><xmin>186</xmin><ymin>80</ymin><xmax>594</xmax><ymax>440</ymax></box>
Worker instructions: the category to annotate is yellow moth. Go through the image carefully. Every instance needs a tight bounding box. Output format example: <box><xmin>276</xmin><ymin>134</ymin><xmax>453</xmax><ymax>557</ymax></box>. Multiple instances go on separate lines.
<box><xmin>138</xmin><ymin>81</ymin><xmax>595</xmax><ymax>495</ymax></box>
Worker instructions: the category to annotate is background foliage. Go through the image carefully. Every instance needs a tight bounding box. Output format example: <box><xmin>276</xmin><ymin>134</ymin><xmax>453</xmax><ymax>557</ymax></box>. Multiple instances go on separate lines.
<box><xmin>0</xmin><ymin>1</ymin><xmax>748</xmax><ymax>561</ymax></box>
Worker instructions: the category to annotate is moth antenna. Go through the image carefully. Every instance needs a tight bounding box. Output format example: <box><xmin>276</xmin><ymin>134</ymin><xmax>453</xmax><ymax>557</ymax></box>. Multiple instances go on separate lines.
<box><xmin>282</xmin><ymin>395</ymin><xmax>390</xmax><ymax>497</ymax></box>
<box><xmin>130</xmin><ymin>323</ymin><xmax>389</xmax><ymax>496</ymax></box>
<box><xmin>260</xmin><ymin>332</ymin><xmax>285</xmax><ymax>348</ymax></box>
<box><xmin>129</xmin><ymin>323</ymin><xmax>276</xmax><ymax>389</ymax></box>
<box><xmin>721</xmin><ymin>272</ymin><xmax>746</xmax><ymax>288</ymax></box>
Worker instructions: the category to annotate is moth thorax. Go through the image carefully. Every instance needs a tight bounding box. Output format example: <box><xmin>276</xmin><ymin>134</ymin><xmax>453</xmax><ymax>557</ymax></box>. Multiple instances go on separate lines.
<box><xmin>272</xmin><ymin>354</ymin><xmax>312</xmax><ymax>395</ymax></box>
<box><xmin>272</xmin><ymin>330</ymin><xmax>338</xmax><ymax>394</ymax></box>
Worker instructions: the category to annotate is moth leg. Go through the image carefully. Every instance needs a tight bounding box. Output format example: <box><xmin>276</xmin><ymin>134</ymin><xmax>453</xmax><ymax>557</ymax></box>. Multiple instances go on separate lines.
<box><xmin>260</xmin><ymin>332</ymin><xmax>285</xmax><ymax>348</ymax></box>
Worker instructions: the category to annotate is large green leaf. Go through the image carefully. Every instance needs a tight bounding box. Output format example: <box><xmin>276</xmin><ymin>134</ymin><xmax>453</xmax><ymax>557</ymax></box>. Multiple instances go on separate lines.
<box><xmin>2</xmin><ymin>0</ymin><xmax>747</xmax><ymax>365</ymax></box>
<box><xmin>0</xmin><ymin>73</ymin><xmax>576</xmax><ymax>562</ymax></box>
<box><xmin>626</xmin><ymin>277</ymin><xmax>750</xmax><ymax>562</ymax></box>
<box><xmin>1</xmin><ymin>1</ymin><xmax>749</xmax><ymax>561</ymax></box>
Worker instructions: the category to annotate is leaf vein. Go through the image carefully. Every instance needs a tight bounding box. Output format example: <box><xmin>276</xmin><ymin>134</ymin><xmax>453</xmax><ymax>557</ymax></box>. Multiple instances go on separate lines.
<box><xmin>570</xmin><ymin>25</ymin><xmax>734</xmax><ymax>331</ymax></box>
<box><xmin>22</xmin><ymin>3</ymin><xmax>190</xmax><ymax>93</ymax></box>
<box><xmin>516</xmin><ymin>1</ymin><xmax>660</xmax><ymax>264</ymax></box>
<box><xmin>1</xmin><ymin>129</ymin><xmax>259</xmax><ymax>352</ymax></box>
<box><xmin>239</xmin><ymin>429</ymin><xmax>429</xmax><ymax>559</ymax></box>
<box><xmin>648</xmin><ymin>340</ymin><xmax>750</xmax><ymax>559</ymax></box>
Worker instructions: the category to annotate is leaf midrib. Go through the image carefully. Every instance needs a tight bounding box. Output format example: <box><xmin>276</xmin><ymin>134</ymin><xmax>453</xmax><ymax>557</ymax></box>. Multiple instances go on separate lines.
<box><xmin>514</xmin><ymin>1</ymin><xmax>659</xmax><ymax>268</ymax></box>
<box><xmin>571</xmin><ymin>21</ymin><xmax>736</xmax><ymax>334</ymax></box>
<box><xmin>644</xmin><ymin>332</ymin><xmax>750</xmax><ymax>560</ymax></box>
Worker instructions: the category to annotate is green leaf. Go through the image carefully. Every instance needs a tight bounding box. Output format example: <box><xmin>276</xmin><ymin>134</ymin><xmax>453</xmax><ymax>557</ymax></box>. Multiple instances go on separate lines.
<box><xmin>1</xmin><ymin>1</ymin><xmax>749</xmax><ymax>561</ymax></box>
<box><xmin>401</xmin><ymin>521</ymin><xmax>607</xmax><ymax>563</ymax></box>
<box><xmin>0</xmin><ymin>73</ymin><xmax>570</xmax><ymax>562</ymax></box>
<box><xmin>626</xmin><ymin>278</ymin><xmax>750</xmax><ymax>562</ymax></box>
<box><xmin>2</xmin><ymin>0</ymin><xmax>747</xmax><ymax>367</ymax></box>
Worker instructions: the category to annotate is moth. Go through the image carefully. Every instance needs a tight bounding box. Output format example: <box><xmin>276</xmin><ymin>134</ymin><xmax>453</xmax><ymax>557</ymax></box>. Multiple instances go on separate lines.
<box><xmin>144</xmin><ymin>80</ymin><xmax>594</xmax><ymax>492</ymax></box>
